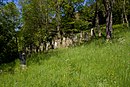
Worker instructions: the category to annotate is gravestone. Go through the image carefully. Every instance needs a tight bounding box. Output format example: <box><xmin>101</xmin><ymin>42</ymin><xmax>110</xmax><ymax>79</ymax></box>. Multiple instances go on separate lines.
<box><xmin>54</xmin><ymin>40</ymin><xmax>58</xmax><ymax>49</ymax></box>
<box><xmin>46</xmin><ymin>42</ymin><xmax>50</xmax><ymax>51</ymax></box>
<box><xmin>62</xmin><ymin>37</ymin><xmax>66</xmax><ymax>47</ymax></box>
<box><xmin>91</xmin><ymin>28</ymin><xmax>96</xmax><ymax>38</ymax></box>
<box><xmin>84</xmin><ymin>32</ymin><xmax>89</xmax><ymax>42</ymax></box>
<box><xmin>19</xmin><ymin>52</ymin><xmax>26</xmax><ymax>69</ymax></box>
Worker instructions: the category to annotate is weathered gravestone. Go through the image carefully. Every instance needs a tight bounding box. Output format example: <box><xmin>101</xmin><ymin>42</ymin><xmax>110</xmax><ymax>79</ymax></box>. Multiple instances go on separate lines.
<box><xmin>19</xmin><ymin>52</ymin><xmax>26</xmax><ymax>69</ymax></box>
<box><xmin>91</xmin><ymin>28</ymin><xmax>96</xmax><ymax>38</ymax></box>
<box><xmin>62</xmin><ymin>37</ymin><xmax>66</xmax><ymax>48</ymax></box>
<box><xmin>84</xmin><ymin>32</ymin><xmax>89</xmax><ymax>42</ymax></box>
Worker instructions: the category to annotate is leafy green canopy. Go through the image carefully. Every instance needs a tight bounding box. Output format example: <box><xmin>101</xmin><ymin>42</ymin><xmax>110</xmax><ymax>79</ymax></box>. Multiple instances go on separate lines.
<box><xmin>0</xmin><ymin>2</ymin><xmax>20</xmax><ymax>63</ymax></box>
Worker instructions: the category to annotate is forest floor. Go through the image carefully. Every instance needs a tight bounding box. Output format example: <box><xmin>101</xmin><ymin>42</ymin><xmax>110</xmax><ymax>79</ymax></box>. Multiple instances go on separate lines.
<box><xmin>0</xmin><ymin>24</ymin><xmax>130</xmax><ymax>87</ymax></box>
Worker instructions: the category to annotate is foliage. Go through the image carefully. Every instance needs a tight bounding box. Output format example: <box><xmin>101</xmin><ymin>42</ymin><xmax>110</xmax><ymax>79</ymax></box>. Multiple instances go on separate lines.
<box><xmin>0</xmin><ymin>2</ymin><xmax>20</xmax><ymax>63</ymax></box>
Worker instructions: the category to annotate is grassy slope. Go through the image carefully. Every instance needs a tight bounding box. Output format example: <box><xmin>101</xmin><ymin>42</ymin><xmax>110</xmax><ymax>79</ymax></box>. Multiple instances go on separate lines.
<box><xmin>0</xmin><ymin>25</ymin><xmax>130</xmax><ymax>87</ymax></box>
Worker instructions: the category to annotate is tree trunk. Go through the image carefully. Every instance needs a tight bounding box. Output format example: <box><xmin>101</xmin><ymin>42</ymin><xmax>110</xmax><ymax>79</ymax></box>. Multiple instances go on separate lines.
<box><xmin>36</xmin><ymin>47</ymin><xmax>38</xmax><ymax>53</ymax></box>
<box><xmin>45</xmin><ymin>0</ymin><xmax>49</xmax><ymax>43</ymax></box>
<box><xmin>125</xmin><ymin>14</ymin><xmax>129</xmax><ymax>27</ymax></box>
<box><xmin>43</xmin><ymin>41</ymin><xmax>46</xmax><ymax>52</ymax></box>
<box><xmin>123</xmin><ymin>0</ymin><xmax>129</xmax><ymax>28</ymax></box>
<box><xmin>57</xmin><ymin>1</ymin><xmax>61</xmax><ymax>39</ymax></box>
<box><xmin>106</xmin><ymin>2</ymin><xmax>111</xmax><ymax>39</ymax></box>
<box><xmin>97</xmin><ymin>15</ymin><xmax>101</xmax><ymax>37</ymax></box>
<box><xmin>95</xmin><ymin>1</ymin><xmax>101</xmax><ymax>37</ymax></box>
<box><xmin>110</xmin><ymin>12</ymin><xmax>113</xmax><ymax>33</ymax></box>
<box><xmin>103</xmin><ymin>0</ymin><xmax>113</xmax><ymax>40</ymax></box>
<box><xmin>30</xmin><ymin>44</ymin><xmax>32</xmax><ymax>54</ymax></box>
<box><xmin>15</xmin><ymin>34</ymin><xmax>19</xmax><ymax>58</ymax></box>
<box><xmin>122</xmin><ymin>13</ymin><xmax>125</xmax><ymax>25</ymax></box>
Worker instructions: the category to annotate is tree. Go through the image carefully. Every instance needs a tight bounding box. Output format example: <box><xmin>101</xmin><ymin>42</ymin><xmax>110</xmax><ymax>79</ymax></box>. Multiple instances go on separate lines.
<box><xmin>103</xmin><ymin>0</ymin><xmax>114</xmax><ymax>40</ymax></box>
<box><xmin>113</xmin><ymin>0</ymin><xmax>129</xmax><ymax>27</ymax></box>
<box><xmin>0</xmin><ymin>2</ymin><xmax>20</xmax><ymax>63</ymax></box>
<box><xmin>94</xmin><ymin>0</ymin><xmax>105</xmax><ymax>37</ymax></box>
<box><xmin>122</xmin><ymin>0</ymin><xmax>129</xmax><ymax>27</ymax></box>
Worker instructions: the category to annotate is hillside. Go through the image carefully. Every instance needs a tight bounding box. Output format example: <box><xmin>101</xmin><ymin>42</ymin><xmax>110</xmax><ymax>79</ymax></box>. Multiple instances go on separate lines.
<box><xmin>0</xmin><ymin>25</ymin><xmax>130</xmax><ymax>87</ymax></box>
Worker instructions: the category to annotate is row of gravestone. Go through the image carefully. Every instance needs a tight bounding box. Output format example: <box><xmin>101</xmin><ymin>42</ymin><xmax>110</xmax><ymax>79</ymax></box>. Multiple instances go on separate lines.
<box><xmin>24</xmin><ymin>30</ymin><xmax>95</xmax><ymax>54</ymax></box>
<box><xmin>40</xmin><ymin>31</ymin><xmax>90</xmax><ymax>51</ymax></box>
<box><xmin>19</xmin><ymin>29</ymin><xmax>95</xmax><ymax>67</ymax></box>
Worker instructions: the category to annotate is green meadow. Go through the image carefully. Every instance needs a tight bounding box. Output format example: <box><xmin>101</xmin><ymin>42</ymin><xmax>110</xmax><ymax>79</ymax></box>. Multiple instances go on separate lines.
<box><xmin>0</xmin><ymin>25</ymin><xmax>130</xmax><ymax>87</ymax></box>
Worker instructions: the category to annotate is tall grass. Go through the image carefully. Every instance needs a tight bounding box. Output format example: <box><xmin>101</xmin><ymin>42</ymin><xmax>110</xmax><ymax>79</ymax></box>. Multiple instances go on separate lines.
<box><xmin>0</xmin><ymin>25</ymin><xmax>130</xmax><ymax>87</ymax></box>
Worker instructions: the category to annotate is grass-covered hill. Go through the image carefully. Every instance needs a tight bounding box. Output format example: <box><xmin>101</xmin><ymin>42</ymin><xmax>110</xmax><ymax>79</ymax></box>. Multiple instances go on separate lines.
<box><xmin>0</xmin><ymin>25</ymin><xmax>130</xmax><ymax>87</ymax></box>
